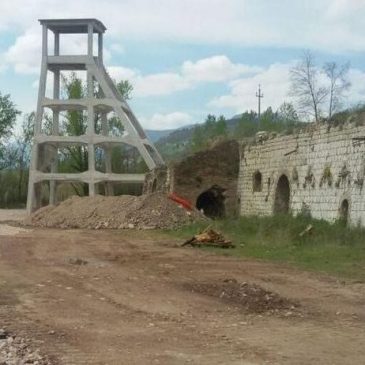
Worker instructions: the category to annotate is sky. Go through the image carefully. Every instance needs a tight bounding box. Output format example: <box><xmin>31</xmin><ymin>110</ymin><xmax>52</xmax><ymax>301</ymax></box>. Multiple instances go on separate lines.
<box><xmin>1</xmin><ymin>0</ymin><xmax>365</xmax><ymax>130</ymax></box>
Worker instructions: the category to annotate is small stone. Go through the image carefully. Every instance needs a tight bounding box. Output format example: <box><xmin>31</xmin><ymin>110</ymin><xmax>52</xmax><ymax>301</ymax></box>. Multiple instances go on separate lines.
<box><xmin>0</xmin><ymin>330</ymin><xmax>7</xmax><ymax>340</ymax></box>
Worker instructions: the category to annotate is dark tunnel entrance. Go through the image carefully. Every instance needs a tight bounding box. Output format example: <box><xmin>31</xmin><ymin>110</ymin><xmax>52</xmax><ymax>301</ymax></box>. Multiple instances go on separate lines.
<box><xmin>274</xmin><ymin>175</ymin><xmax>290</xmax><ymax>214</ymax></box>
<box><xmin>339</xmin><ymin>199</ymin><xmax>349</xmax><ymax>225</ymax></box>
<box><xmin>196</xmin><ymin>185</ymin><xmax>226</xmax><ymax>219</ymax></box>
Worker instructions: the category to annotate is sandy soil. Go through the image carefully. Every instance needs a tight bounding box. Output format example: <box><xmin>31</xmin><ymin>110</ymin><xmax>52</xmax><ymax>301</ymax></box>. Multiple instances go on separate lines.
<box><xmin>0</xmin><ymin>209</ymin><xmax>26</xmax><ymax>222</ymax></box>
<box><xmin>0</xmin><ymin>223</ymin><xmax>364</xmax><ymax>364</ymax></box>
<box><xmin>0</xmin><ymin>209</ymin><xmax>29</xmax><ymax>236</ymax></box>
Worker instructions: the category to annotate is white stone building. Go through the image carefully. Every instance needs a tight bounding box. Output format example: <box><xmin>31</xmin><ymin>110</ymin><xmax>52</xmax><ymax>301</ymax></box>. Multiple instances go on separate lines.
<box><xmin>238</xmin><ymin>123</ymin><xmax>365</xmax><ymax>226</ymax></box>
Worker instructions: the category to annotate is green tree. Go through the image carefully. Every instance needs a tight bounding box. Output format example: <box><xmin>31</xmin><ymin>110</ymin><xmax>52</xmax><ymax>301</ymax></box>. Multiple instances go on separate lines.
<box><xmin>215</xmin><ymin>115</ymin><xmax>228</xmax><ymax>137</ymax></box>
<box><xmin>0</xmin><ymin>92</ymin><xmax>20</xmax><ymax>139</ymax></box>
<box><xmin>0</xmin><ymin>92</ymin><xmax>21</xmax><ymax>167</ymax></box>
<box><xmin>59</xmin><ymin>74</ymin><xmax>141</xmax><ymax>196</ymax></box>
<box><xmin>204</xmin><ymin>114</ymin><xmax>217</xmax><ymax>139</ymax></box>
<box><xmin>117</xmin><ymin>80</ymin><xmax>133</xmax><ymax>100</ymax></box>
<box><xmin>0</xmin><ymin>111</ymin><xmax>32</xmax><ymax>207</ymax></box>
<box><xmin>260</xmin><ymin>107</ymin><xmax>278</xmax><ymax>131</ymax></box>
<box><xmin>191</xmin><ymin>125</ymin><xmax>204</xmax><ymax>152</ymax></box>
<box><xmin>60</xmin><ymin>73</ymin><xmax>88</xmax><ymax>187</ymax></box>
<box><xmin>234</xmin><ymin>111</ymin><xmax>257</xmax><ymax>138</ymax></box>
<box><xmin>277</xmin><ymin>102</ymin><xmax>299</xmax><ymax>124</ymax></box>
<box><xmin>15</xmin><ymin>113</ymin><xmax>35</xmax><ymax>200</ymax></box>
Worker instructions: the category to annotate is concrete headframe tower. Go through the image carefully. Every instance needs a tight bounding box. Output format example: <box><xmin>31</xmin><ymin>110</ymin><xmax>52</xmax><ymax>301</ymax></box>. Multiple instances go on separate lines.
<box><xmin>27</xmin><ymin>19</ymin><xmax>164</xmax><ymax>213</ymax></box>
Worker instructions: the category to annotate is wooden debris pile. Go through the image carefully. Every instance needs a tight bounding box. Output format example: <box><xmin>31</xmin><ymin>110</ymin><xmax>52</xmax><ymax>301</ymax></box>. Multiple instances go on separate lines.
<box><xmin>182</xmin><ymin>227</ymin><xmax>234</xmax><ymax>248</ymax></box>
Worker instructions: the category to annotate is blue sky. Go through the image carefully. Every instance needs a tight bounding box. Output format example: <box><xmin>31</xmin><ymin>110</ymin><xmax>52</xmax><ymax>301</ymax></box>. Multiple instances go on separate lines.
<box><xmin>1</xmin><ymin>0</ymin><xmax>365</xmax><ymax>130</ymax></box>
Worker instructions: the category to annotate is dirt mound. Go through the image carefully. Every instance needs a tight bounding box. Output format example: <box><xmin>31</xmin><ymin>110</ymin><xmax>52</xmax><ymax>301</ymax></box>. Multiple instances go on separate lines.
<box><xmin>184</xmin><ymin>278</ymin><xmax>299</xmax><ymax>314</ymax></box>
<box><xmin>29</xmin><ymin>192</ymin><xmax>205</xmax><ymax>230</ymax></box>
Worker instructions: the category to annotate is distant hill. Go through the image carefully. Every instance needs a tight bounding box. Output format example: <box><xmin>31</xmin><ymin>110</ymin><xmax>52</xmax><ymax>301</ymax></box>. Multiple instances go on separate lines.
<box><xmin>145</xmin><ymin>129</ymin><xmax>176</xmax><ymax>142</ymax></box>
<box><xmin>156</xmin><ymin>117</ymin><xmax>242</xmax><ymax>145</ymax></box>
<box><xmin>154</xmin><ymin>116</ymin><xmax>243</xmax><ymax>161</ymax></box>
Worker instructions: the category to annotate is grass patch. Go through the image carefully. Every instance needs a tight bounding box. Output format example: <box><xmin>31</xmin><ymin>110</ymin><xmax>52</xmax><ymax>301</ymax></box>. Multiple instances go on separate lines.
<box><xmin>164</xmin><ymin>215</ymin><xmax>365</xmax><ymax>281</ymax></box>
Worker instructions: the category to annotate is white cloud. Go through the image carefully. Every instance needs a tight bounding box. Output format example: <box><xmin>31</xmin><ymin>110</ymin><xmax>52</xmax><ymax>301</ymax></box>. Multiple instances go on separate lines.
<box><xmin>5</xmin><ymin>27</ymin><xmax>40</xmax><ymax>74</ymax></box>
<box><xmin>133</xmin><ymin>73</ymin><xmax>190</xmax><ymax>97</ymax></box>
<box><xmin>4</xmin><ymin>26</ymin><xmax>262</xmax><ymax>96</ymax></box>
<box><xmin>139</xmin><ymin>112</ymin><xmax>192</xmax><ymax>130</ymax></box>
<box><xmin>107</xmin><ymin>66</ymin><xmax>139</xmax><ymax>81</ymax></box>
<box><xmin>182</xmin><ymin>55</ymin><xmax>262</xmax><ymax>82</ymax></box>
<box><xmin>108</xmin><ymin>67</ymin><xmax>190</xmax><ymax>97</ymax></box>
<box><xmin>109</xmin><ymin>43</ymin><xmax>124</xmax><ymax>54</ymax></box>
<box><xmin>1</xmin><ymin>1</ymin><xmax>365</xmax><ymax>51</ymax></box>
<box><xmin>107</xmin><ymin>56</ymin><xmax>261</xmax><ymax>97</ymax></box>
<box><xmin>209</xmin><ymin>63</ymin><xmax>294</xmax><ymax>112</ymax></box>
<box><xmin>5</xmin><ymin>33</ymin><xmax>259</xmax><ymax>93</ymax></box>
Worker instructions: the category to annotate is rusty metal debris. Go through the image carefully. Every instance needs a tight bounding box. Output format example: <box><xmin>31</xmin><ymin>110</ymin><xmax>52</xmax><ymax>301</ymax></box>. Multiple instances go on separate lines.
<box><xmin>182</xmin><ymin>226</ymin><xmax>234</xmax><ymax>248</ymax></box>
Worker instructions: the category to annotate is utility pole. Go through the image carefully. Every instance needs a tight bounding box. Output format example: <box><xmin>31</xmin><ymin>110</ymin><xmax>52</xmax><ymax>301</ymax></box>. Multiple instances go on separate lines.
<box><xmin>256</xmin><ymin>84</ymin><xmax>264</xmax><ymax>130</ymax></box>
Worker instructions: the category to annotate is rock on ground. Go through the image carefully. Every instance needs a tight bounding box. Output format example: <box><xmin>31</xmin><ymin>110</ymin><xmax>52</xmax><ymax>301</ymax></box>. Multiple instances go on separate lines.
<box><xmin>0</xmin><ymin>330</ymin><xmax>53</xmax><ymax>365</ymax></box>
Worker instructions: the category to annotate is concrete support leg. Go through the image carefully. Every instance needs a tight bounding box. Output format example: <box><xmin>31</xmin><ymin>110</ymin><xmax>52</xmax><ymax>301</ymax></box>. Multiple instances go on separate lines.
<box><xmin>88</xmin><ymin>143</ymin><xmax>95</xmax><ymax>196</ymax></box>
<box><xmin>49</xmin><ymin>68</ymin><xmax>60</xmax><ymax>206</ymax></box>
<box><xmin>101</xmin><ymin>112</ymin><xmax>114</xmax><ymax>196</ymax></box>
<box><xmin>87</xmin><ymin>69</ymin><xmax>95</xmax><ymax>197</ymax></box>
<box><xmin>105</xmin><ymin>146</ymin><xmax>114</xmax><ymax>196</ymax></box>
<box><xmin>26</xmin><ymin>143</ymin><xmax>39</xmax><ymax>213</ymax></box>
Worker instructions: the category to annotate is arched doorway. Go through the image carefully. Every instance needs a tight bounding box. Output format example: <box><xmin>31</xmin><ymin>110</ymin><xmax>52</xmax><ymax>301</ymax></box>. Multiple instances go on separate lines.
<box><xmin>196</xmin><ymin>185</ymin><xmax>226</xmax><ymax>218</ymax></box>
<box><xmin>253</xmin><ymin>171</ymin><xmax>262</xmax><ymax>192</ymax></box>
<box><xmin>339</xmin><ymin>199</ymin><xmax>349</xmax><ymax>225</ymax></box>
<box><xmin>274</xmin><ymin>175</ymin><xmax>290</xmax><ymax>214</ymax></box>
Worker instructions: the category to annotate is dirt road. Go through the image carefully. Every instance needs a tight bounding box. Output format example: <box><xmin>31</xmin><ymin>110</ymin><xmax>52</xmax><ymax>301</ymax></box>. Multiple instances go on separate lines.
<box><xmin>0</xmin><ymin>222</ymin><xmax>364</xmax><ymax>364</ymax></box>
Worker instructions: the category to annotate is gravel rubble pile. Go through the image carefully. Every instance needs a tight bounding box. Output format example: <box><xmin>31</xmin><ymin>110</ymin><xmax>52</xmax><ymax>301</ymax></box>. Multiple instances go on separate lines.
<box><xmin>0</xmin><ymin>330</ymin><xmax>53</xmax><ymax>365</ymax></box>
<box><xmin>29</xmin><ymin>192</ymin><xmax>205</xmax><ymax>230</ymax></box>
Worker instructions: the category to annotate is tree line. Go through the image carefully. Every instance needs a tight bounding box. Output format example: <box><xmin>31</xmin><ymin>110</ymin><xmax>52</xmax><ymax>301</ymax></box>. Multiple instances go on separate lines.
<box><xmin>190</xmin><ymin>101</ymin><xmax>301</xmax><ymax>153</ymax></box>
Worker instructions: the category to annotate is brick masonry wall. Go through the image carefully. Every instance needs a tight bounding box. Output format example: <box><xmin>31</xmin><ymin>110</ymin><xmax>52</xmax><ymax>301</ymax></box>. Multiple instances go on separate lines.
<box><xmin>238</xmin><ymin>123</ymin><xmax>365</xmax><ymax>226</ymax></box>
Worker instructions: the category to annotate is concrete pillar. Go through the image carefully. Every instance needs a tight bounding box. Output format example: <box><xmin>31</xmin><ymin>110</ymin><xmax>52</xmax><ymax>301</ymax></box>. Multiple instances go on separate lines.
<box><xmin>87</xmin><ymin>58</ymin><xmax>95</xmax><ymax>196</ymax></box>
<box><xmin>88</xmin><ymin>23</ymin><xmax>93</xmax><ymax>57</ymax></box>
<box><xmin>102</xmin><ymin>112</ymin><xmax>114</xmax><ymax>195</ymax></box>
<box><xmin>49</xmin><ymin>31</ymin><xmax>60</xmax><ymax>205</ymax></box>
<box><xmin>98</xmin><ymin>33</ymin><xmax>103</xmax><ymax>64</ymax></box>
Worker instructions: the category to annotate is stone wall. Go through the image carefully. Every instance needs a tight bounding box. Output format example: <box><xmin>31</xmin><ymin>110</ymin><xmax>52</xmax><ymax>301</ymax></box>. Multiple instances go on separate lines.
<box><xmin>238</xmin><ymin>123</ymin><xmax>365</xmax><ymax>226</ymax></box>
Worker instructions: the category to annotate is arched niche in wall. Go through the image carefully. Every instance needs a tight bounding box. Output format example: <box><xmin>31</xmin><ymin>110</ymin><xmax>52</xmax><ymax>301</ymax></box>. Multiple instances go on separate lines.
<box><xmin>273</xmin><ymin>174</ymin><xmax>290</xmax><ymax>214</ymax></box>
<box><xmin>253</xmin><ymin>171</ymin><xmax>263</xmax><ymax>192</ymax></box>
